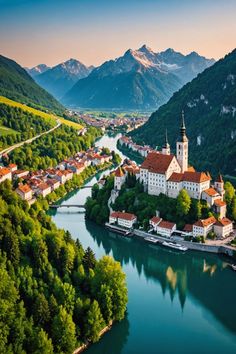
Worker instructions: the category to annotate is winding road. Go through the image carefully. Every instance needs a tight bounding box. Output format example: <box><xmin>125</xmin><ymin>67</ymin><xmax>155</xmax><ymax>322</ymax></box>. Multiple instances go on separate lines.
<box><xmin>0</xmin><ymin>120</ymin><xmax>61</xmax><ymax>156</ymax></box>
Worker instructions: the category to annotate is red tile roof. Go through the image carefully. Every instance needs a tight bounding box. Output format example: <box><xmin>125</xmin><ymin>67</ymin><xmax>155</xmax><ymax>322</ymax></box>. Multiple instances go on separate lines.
<box><xmin>17</xmin><ymin>184</ymin><xmax>32</xmax><ymax>193</ymax></box>
<box><xmin>203</xmin><ymin>188</ymin><xmax>219</xmax><ymax>197</ymax></box>
<box><xmin>214</xmin><ymin>199</ymin><xmax>226</xmax><ymax>207</ymax></box>
<box><xmin>158</xmin><ymin>220</ymin><xmax>176</xmax><ymax>230</ymax></box>
<box><xmin>183</xmin><ymin>224</ymin><xmax>193</xmax><ymax>232</ymax></box>
<box><xmin>0</xmin><ymin>167</ymin><xmax>11</xmax><ymax>177</ymax></box>
<box><xmin>183</xmin><ymin>171</ymin><xmax>211</xmax><ymax>183</ymax></box>
<box><xmin>110</xmin><ymin>211</ymin><xmax>136</xmax><ymax>221</ymax></box>
<box><xmin>168</xmin><ymin>172</ymin><xmax>184</xmax><ymax>182</ymax></box>
<box><xmin>215</xmin><ymin>218</ymin><xmax>232</xmax><ymax>227</ymax></box>
<box><xmin>150</xmin><ymin>216</ymin><xmax>161</xmax><ymax>224</ymax></box>
<box><xmin>141</xmin><ymin>152</ymin><xmax>175</xmax><ymax>174</ymax></box>
<box><xmin>194</xmin><ymin>216</ymin><xmax>216</xmax><ymax>228</ymax></box>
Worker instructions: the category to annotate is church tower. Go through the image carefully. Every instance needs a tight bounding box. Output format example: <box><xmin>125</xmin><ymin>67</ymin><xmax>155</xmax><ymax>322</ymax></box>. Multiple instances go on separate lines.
<box><xmin>176</xmin><ymin>111</ymin><xmax>188</xmax><ymax>172</ymax></box>
<box><xmin>162</xmin><ymin>130</ymin><xmax>170</xmax><ymax>155</ymax></box>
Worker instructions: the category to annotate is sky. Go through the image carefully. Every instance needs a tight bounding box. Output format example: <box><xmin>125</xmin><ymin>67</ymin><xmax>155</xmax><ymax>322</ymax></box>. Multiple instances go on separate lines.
<box><xmin>0</xmin><ymin>0</ymin><xmax>236</xmax><ymax>68</ymax></box>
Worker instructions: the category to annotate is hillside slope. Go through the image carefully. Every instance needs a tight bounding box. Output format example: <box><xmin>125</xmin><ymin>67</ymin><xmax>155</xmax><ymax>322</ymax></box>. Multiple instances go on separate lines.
<box><xmin>0</xmin><ymin>54</ymin><xmax>64</xmax><ymax>113</ymax></box>
<box><xmin>130</xmin><ymin>49</ymin><xmax>236</xmax><ymax>176</ymax></box>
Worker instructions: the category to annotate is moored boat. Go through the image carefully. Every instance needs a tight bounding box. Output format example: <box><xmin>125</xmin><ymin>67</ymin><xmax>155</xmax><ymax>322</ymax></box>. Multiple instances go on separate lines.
<box><xmin>231</xmin><ymin>264</ymin><xmax>236</xmax><ymax>271</ymax></box>
<box><xmin>162</xmin><ymin>241</ymin><xmax>188</xmax><ymax>251</ymax></box>
<box><xmin>145</xmin><ymin>236</ymin><xmax>158</xmax><ymax>244</ymax></box>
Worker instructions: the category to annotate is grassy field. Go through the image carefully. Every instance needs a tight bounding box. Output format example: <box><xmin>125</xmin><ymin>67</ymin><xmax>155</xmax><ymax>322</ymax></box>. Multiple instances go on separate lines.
<box><xmin>0</xmin><ymin>96</ymin><xmax>83</xmax><ymax>129</ymax></box>
<box><xmin>0</xmin><ymin>125</ymin><xmax>17</xmax><ymax>136</ymax></box>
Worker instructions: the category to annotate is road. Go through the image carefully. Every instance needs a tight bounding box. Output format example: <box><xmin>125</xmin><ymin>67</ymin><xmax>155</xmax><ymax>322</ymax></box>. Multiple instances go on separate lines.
<box><xmin>0</xmin><ymin>120</ymin><xmax>61</xmax><ymax>156</ymax></box>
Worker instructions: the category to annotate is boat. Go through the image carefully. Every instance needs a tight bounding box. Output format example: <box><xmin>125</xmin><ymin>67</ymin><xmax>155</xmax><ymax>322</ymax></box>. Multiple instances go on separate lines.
<box><xmin>231</xmin><ymin>264</ymin><xmax>236</xmax><ymax>271</ymax></box>
<box><xmin>144</xmin><ymin>236</ymin><xmax>159</xmax><ymax>244</ymax></box>
<box><xmin>162</xmin><ymin>241</ymin><xmax>188</xmax><ymax>251</ymax></box>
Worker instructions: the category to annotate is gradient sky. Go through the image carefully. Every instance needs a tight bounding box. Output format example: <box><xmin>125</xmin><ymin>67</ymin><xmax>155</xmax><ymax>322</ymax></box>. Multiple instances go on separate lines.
<box><xmin>0</xmin><ymin>0</ymin><xmax>236</xmax><ymax>68</ymax></box>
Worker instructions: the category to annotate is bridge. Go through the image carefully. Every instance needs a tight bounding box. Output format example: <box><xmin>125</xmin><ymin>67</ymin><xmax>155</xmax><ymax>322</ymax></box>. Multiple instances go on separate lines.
<box><xmin>49</xmin><ymin>204</ymin><xmax>86</xmax><ymax>209</ymax></box>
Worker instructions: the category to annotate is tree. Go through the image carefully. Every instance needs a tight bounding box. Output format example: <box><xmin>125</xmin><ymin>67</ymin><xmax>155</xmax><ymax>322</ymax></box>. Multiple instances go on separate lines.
<box><xmin>31</xmin><ymin>328</ymin><xmax>54</xmax><ymax>354</ymax></box>
<box><xmin>82</xmin><ymin>247</ymin><xmax>96</xmax><ymax>271</ymax></box>
<box><xmin>51</xmin><ymin>306</ymin><xmax>76</xmax><ymax>354</ymax></box>
<box><xmin>32</xmin><ymin>293</ymin><xmax>50</xmax><ymax>325</ymax></box>
<box><xmin>176</xmin><ymin>189</ymin><xmax>191</xmax><ymax>217</ymax></box>
<box><xmin>84</xmin><ymin>300</ymin><xmax>105</xmax><ymax>343</ymax></box>
<box><xmin>231</xmin><ymin>196</ymin><xmax>236</xmax><ymax>221</ymax></box>
<box><xmin>224</xmin><ymin>181</ymin><xmax>235</xmax><ymax>205</ymax></box>
<box><xmin>92</xmin><ymin>256</ymin><xmax>128</xmax><ymax>321</ymax></box>
<box><xmin>98</xmin><ymin>284</ymin><xmax>113</xmax><ymax>324</ymax></box>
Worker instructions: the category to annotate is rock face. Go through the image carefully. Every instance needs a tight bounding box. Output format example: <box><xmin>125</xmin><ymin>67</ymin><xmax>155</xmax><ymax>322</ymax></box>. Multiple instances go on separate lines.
<box><xmin>25</xmin><ymin>64</ymin><xmax>50</xmax><ymax>77</ymax></box>
<box><xmin>62</xmin><ymin>46</ymin><xmax>214</xmax><ymax>110</ymax></box>
<box><xmin>130</xmin><ymin>49</ymin><xmax>236</xmax><ymax>176</ymax></box>
<box><xmin>34</xmin><ymin>59</ymin><xmax>93</xmax><ymax>99</ymax></box>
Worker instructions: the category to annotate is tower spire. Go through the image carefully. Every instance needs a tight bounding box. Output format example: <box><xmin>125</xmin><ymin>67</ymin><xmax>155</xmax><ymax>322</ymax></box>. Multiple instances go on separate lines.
<box><xmin>162</xmin><ymin>129</ymin><xmax>170</xmax><ymax>155</ymax></box>
<box><xmin>179</xmin><ymin>110</ymin><xmax>188</xmax><ymax>142</ymax></box>
<box><xmin>164</xmin><ymin>129</ymin><xmax>170</xmax><ymax>148</ymax></box>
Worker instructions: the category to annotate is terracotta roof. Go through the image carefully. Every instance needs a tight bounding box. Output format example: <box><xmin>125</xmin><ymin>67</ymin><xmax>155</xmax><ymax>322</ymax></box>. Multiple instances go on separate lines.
<box><xmin>188</xmin><ymin>166</ymin><xmax>195</xmax><ymax>172</ymax></box>
<box><xmin>17</xmin><ymin>184</ymin><xmax>32</xmax><ymax>193</ymax></box>
<box><xmin>47</xmin><ymin>178</ymin><xmax>59</xmax><ymax>186</ymax></box>
<box><xmin>8</xmin><ymin>163</ymin><xmax>17</xmax><ymax>168</ymax></box>
<box><xmin>216</xmin><ymin>174</ymin><xmax>223</xmax><ymax>183</ymax></box>
<box><xmin>150</xmin><ymin>216</ymin><xmax>162</xmax><ymax>224</ymax></box>
<box><xmin>38</xmin><ymin>183</ymin><xmax>51</xmax><ymax>191</ymax></box>
<box><xmin>168</xmin><ymin>172</ymin><xmax>184</xmax><ymax>182</ymax></box>
<box><xmin>194</xmin><ymin>216</ymin><xmax>216</xmax><ymax>228</ymax></box>
<box><xmin>114</xmin><ymin>167</ymin><xmax>125</xmax><ymax>177</ymax></box>
<box><xmin>183</xmin><ymin>224</ymin><xmax>193</xmax><ymax>232</ymax></box>
<box><xmin>183</xmin><ymin>171</ymin><xmax>211</xmax><ymax>183</ymax></box>
<box><xmin>140</xmin><ymin>152</ymin><xmax>175</xmax><ymax>174</ymax></box>
<box><xmin>215</xmin><ymin>217</ymin><xmax>232</xmax><ymax>227</ymax></box>
<box><xmin>0</xmin><ymin>167</ymin><xmax>11</xmax><ymax>176</ymax></box>
<box><xmin>110</xmin><ymin>211</ymin><xmax>136</xmax><ymax>221</ymax></box>
<box><xmin>158</xmin><ymin>220</ymin><xmax>176</xmax><ymax>230</ymax></box>
<box><xmin>203</xmin><ymin>188</ymin><xmax>219</xmax><ymax>197</ymax></box>
<box><xmin>214</xmin><ymin>199</ymin><xmax>226</xmax><ymax>207</ymax></box>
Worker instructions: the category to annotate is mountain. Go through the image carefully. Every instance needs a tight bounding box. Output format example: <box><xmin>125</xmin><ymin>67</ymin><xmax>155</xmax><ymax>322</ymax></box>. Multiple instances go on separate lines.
<box><xmin>35</xmin><ymin>59</ymin><xmax>93</xmax><ymax>99</ymax></box>
<box><xmin>26</xmin><ymin>64</ymin><xmax>50</xmax><ymax>77</ymax></box>
<box><xmin>130</xmin><ymin>49</ymin><xmax>236</xmax><ymax>176</ymax></box>
<box><xmin>62</xmin><ymin>45</ymin><xmax>214</xmax><ymax>110</ymax></box>
<box><xmin>0</xmin><ymin>54</ymin><xmax>64</xmax><ymax>113</ymax></box>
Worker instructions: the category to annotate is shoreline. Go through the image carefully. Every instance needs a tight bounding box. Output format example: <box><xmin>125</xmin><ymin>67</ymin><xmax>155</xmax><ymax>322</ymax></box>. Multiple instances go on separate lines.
<box><xmin>104</xmin><ymin>223</ymin><xmax>236</xmax><ymax>259</ymax></box>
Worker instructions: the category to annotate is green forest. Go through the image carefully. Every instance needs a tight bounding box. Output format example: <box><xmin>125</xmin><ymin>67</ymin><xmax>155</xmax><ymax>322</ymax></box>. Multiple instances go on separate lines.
<box><xmin>6</xmin><ymin>125</ymin><xmax>101</xmax><ymax>170</ymax></box>
<box><xmin>0</xmin><ymin>180</ymin><xmax>128</xmax><ymax>353</ymax></box>
<box><xmin>0</xmin><ymin>103</ymin><xmax>55</xmax><ymax>150</ymax></box>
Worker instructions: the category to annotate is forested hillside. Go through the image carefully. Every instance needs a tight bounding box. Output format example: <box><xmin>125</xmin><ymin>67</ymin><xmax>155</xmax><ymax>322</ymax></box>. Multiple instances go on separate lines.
<box><xmin>0</xmin><ymin>103</ymin><xmax>55</xmax><ymax>150</ymax></box>
<box><xmin>131</xmin><ymin>49</ymin><xmax>236</xmax><ymax>176</ymax></box>
<box><xmin>0</xmin><ymin>55</ymin><xmax>64</xmax><ymax>113</ymax></box>
<box><xmin>7</xmin><ymin>125</ymin><xmax>101</xmax><ymax>170</ymax></box>
<box><xmin>0</xmin><ymin>181</ymin><xmax>128</xmax><ymax>353</ymax></box>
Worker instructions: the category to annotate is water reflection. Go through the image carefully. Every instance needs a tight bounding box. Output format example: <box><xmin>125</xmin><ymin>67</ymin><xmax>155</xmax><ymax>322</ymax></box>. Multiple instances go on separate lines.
<box><xmin>85</xmin><ymin>220</ymin><xmax>236</xmax><ymax>334</ymax></box>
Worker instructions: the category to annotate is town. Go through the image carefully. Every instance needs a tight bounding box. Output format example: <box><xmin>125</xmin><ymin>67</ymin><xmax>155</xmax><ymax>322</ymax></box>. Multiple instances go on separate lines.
<box><xmin>0</xmin><ymin>147</ymin><xmax>113</xmax><ymax>204</ymax></box>
<box><xmin>106</xmin><ymin>114</ymin><xmax>235</xmax><ymax>250</ymax></box>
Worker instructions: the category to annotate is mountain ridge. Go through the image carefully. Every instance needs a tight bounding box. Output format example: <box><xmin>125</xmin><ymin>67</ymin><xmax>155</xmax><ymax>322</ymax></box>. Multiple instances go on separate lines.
<box><xmin>62</xmin><ymin>46</ymin><xmax>214</xmax><ymax>110</ymax></box>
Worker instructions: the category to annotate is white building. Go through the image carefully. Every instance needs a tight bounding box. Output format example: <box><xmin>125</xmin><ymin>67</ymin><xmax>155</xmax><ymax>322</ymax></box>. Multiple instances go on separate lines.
<box><xmin>0</xmin><ymin>167</ymin><xmax>12</xmax><ymax>183</ymax></box>
<box><xmin>109</xmin><ymin>211</ymin><xmax>137</xmax><ymax>229</ymax></box>
<box><xmin>16</xmin><ymin>184</ymin><xmax>33</xmax><ymax>201</ymax></box>
<box><xmin>213</xmin><ymin>218</ymin><xmax>233</xmax><ymax>238</ymax></box>
<box><xmin>140</xmin><ymin>113</ymin><xmax>213</xmax><ymax>200</ymax></box>
<box><xmin>192</xmin><ymin>216</ymin><xmax>216</xmax><ymax>238</ymax></box>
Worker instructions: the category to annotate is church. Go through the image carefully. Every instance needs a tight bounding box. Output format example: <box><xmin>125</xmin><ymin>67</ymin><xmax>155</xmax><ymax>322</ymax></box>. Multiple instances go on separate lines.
<box><xmin>139</xmin><ymin>112</ymin><xmax>225</xmax><ymax>204</ymax></box>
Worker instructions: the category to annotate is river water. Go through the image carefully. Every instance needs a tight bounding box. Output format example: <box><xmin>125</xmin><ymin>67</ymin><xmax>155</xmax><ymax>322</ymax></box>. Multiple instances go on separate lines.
<box><xmin>50</xmin><ymin>134</ymin><xmax>236</xmax><ymax>354</ymax></box>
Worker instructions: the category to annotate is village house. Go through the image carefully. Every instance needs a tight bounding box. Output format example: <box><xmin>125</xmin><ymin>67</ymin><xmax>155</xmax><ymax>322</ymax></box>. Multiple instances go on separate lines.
<box><xmin>192</xmin><ymin>216</ymin><xmax>216</xmax><ymax>238</ymax></box>
<box><xmin>8</xmin><ymin>163</ymin><xmax>17</xmax><ymax>172</ymax></box>
<box><xmin>149</xmin><ymin>216</ymin><xmax>176</xmax><ymax>237</ymax></box>
<box><xmin>16</xmin><ymin>184</ymin><xmax>33</xmax><ymax>201</ymax></box>
<box><xmin>213</xmin><ymin>199</ymin><xmax>227</xmax><ymax>218</ymax></box>
<box><xmin>13</xmin><ymin>169</ymin><xmax>29</xmax><ymax>179</ymax></box>
<box><xmin>0</xmin><ymin>167</ymin><xmax>12</xmax><ymax>183</ymax></box>
<box><xmin>47</xmin><ymin>178</ymin><xmax>60</xmax><ymax>191</ymax></box>
<box><xmin>213</xmin><ymin>218</ymin><xmax>233</xmax><ymax>238</ymax></box>
<box><xmin>36</xmin><ymin>183</ymin><xmax>51</xmax><ymax>197</ymax></box>
<box><xmin>109</xmin><ymin>211</ymin><xmax>137</xmax><ymax>229</ymax></box>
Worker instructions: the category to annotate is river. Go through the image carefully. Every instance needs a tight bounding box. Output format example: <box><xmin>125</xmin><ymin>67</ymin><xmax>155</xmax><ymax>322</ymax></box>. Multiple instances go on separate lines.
<box><xmin>50</xmin><ymin>133</ymin><xmax>236</xmax><ymax>354</ymax></box>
